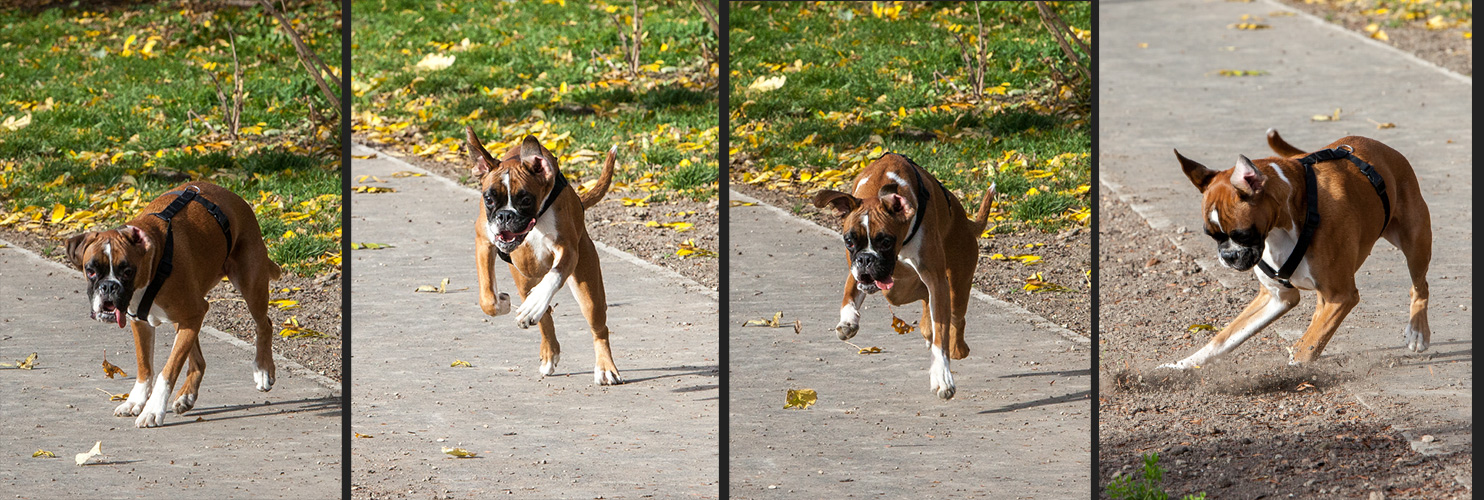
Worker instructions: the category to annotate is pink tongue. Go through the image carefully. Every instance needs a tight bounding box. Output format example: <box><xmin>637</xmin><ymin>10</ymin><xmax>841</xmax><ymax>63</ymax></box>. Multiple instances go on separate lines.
<box><xmin>875</xmin><ymin>277</ymin><xmax>894</xmax><ymax>290</ymax></box>
<box><xmin>116</xmin><ymin>309</ymin><xmax>127</xmax><ymax>328</ymax></box>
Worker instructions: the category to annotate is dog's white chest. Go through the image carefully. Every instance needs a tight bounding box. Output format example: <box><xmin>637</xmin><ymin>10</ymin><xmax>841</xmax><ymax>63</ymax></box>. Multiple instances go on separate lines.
<box><xmin>524</xmin><ymin>213</ymin><xmax>559</xmax><ymax>264</ymax></box>
<box><xmin>1256</xmin><ymin>225</ymin><xmax>1316</xmax><ymax>290</ymax></box>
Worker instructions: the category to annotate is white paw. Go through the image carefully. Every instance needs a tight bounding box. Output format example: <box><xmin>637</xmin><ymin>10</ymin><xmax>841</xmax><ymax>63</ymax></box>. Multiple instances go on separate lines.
<box><xmin>594</xmin><ymin>367</ymin><xmax>622</xmax><ymax>385</ymax></box>
<box><xmin>253</xmin><ymin>365</ymin><xmax>275</xmax><ymax>392</ymax></box>
<box><xmin>835</xmin><ymin>321</ymin><xmax>858</xmax><ymax>341</ymax></box>
<box><xmin>1404</xmin><ymin>324</ymin><xmax>1429</xmax><ymax>353</ymax></box>
<box><xmin>171</xmin><ymin>393</ymin><xmax>196</xmax><ymax>415</ymax></box>
<box><xmin>515</xmin><ymin>297</ymin><xmax>549</xmax><ymax>329</ymax></box>
<box><xmin>114</xmin><ymin>399</ymin><xmax>144</xmax><ymax>417</ymax></box>
<box><xmin>539</xmin><ymin>354</ymin><xmax>559</xmax><ymax>376</ymax></box>
<box><xmin>929</xmin><ymin>363</ymin><xmax>955</xmax><ymax>400</ymax></box>
<box><xmin>136</xmin><ymin>400</ymin><xmax>167</xmax><ymax>428</ymax></box>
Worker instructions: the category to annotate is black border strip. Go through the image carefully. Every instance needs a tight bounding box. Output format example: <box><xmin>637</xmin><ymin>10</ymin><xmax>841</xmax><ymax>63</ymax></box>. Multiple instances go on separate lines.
<box><xmin>340</xmin><ymin>0</ymin><xmax>352</xmax><ymax>495</ymax></box>
<box><xmin>716</xmin><ymin>1</ymin><xmax>731</xmax><ymax>497</ymax></box>
<box><xmin>1089</xmin><ymin>0</ymin><xmax>1101</xmax><ymax>497</ymax></box>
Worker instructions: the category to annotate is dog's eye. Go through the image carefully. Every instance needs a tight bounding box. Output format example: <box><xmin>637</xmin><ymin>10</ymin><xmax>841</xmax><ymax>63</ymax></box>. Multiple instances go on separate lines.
<box><xmin>1204</xmin><ymin>227</ymin><xmax>1228</xmax><ymax>243</ymax></box>
<box><xmin>843</xmin><ymin>234</ymin><xmax>856</xmax><ymax>250</ymax></box>
<box><xmin>85</xmin><ymin>266</ymin><xmax>97</xmax><ymax>279</ymax></box>
<box><xmin>482</xmin><ymin>190</ymin><xmax>496</xmax><ymax>204</ymax></box>
<box><xmin>119</xmin><ymin>268</ymin><xmax>133</xmax><ymax>279</ymax></box>
<box><xmin>516</xmin><ymin>193</ymin><xmax>535</xmax><ymax>208</ymax></box>
<box><xmin>874</xmin><ymin>235</ymin><xmax>894</xmax><ymax>248</ymax></box>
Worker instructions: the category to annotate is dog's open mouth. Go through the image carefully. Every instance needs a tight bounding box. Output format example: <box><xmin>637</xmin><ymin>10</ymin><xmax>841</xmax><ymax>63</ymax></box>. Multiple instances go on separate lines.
<box><xmin>496</xmin><ymin>219</ymin><xmax>538</xmax><ymax>245</ymax></box>
<box><xmin>93</xmin><ymin>301</ymin><xmax>127</xmax><ymax>328</ymax></box>
<box><xmin>856</xmin><ymin>276</ymin><xmax>894</xmax><ymax>294</ymax></box>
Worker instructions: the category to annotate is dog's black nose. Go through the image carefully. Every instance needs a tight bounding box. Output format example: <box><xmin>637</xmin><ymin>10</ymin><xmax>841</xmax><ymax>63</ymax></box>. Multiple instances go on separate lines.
<box><xmin>99</xmin><ymin>280</ymin><xmax>121</xmax><ymax>296</ymax></box>
<box><xmin>495</xmin><ymin>209</ymin><xmax>520</xmax><ymax>226</ymax></box>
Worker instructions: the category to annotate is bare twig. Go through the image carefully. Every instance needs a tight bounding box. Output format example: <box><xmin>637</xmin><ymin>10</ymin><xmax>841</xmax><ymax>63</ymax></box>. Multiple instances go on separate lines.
<box><xmin>257</xmin><ymin>0</ymin><xmax>341</xmax><ymax>115</ymax></box>
<box><xmin>609</xmin><ymin>0</ymin><xmax>644</xmax><ymax>76</ymax></box>
<box><xmin>947</xmin><ymin>3</ymin><xmax>990</xmax><ymax>99</ymax></box>
<box><xmin>1035</xmin><ymin>1</ymin><xmax>1089</xmax><ymax>81</ymax></box>
<box><xmin>205</xmin><ymin>29</ymin><xmax>245</xmax><ymax>140</ymax></box>
<box><xmin>691</xmin><ymin>0</ymin><xmax>718</xmax><ymax>37</ymax></box>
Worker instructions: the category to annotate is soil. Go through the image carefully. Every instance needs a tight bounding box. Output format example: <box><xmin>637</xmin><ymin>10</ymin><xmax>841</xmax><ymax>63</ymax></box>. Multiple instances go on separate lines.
<box><xmin>1274</xmin><ymin>0</ymin><xmax>1473</xmax><ymax>76</ymax></box>
<box><xmin>353</xmin><ymin>136</ymin><xmax>720</xmax><ymax>290</ymax></box>
<box><xmin>729</xmin><ymin>181</ymin><xmax>1092</xmax><ymax>337</ymax></box>
<box><xmin>1096</xmin><ymin>196</ymin><xmax>1470</xmax><ymax>499</ymax></box>
<box><xmin>0</xmin><ymin>226</ymin><xmax>343</xmax><ymax>382</ymax></box>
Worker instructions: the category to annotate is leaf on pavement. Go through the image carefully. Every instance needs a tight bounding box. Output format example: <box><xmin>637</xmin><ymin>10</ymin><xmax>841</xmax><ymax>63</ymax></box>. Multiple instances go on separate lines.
<box><xmin>33</xmin><ymin>449</ymin><xmax>55</xmax><ymax>458</ymax></box>
<box><xmin>269</xmin><ymin>299</ymin><xmax>300</xmax><ymax>310</ymax></box>
<box><xmin>101</xmin><ymin>351</ymin><xmax>127</xmax><ymax>379</ymax></box>
<box><xmin>744</xmin><ymin>312</ymin><xmax>784</xmax><ymax>327</ymax></box>
<box><xmin>351</xmin><ymin>242</ymin><xmax>395</xmax><ymax>250</ymax></box>
<box><xmin>75</xmin><ymin>441</ymin><xmax>102</xmax><ymax>466</ymax></box>
<box><xmin>1187</xmin><ymin>324</ymin><xmax>1217</xmax><ymax>333</ymax></box>
<box><xmin>1312</xmin><ymin>108</ymin><xmax>1342</xmax><ymax>122</ymax></box>
<box><xmin>390</xmin><ymin>171</ymin><xmax>425</xmax><ymax>178</ymax></box>
<box><xmin>355</xmin><ymin>433</ymin><xmax>374</xmax><ymax>438</ymax></box>
<box><xmin>1</xmin><ymin>352</ymin><xmax>38</xmax><ymax>369</ymax></box>
<box><xmin>784</xmin><ymin>388</ymin><xmax>817</xmax><ymax>409</ymax></box>
<box><xmin>728</xmin><ymin>200</ymin><xmax>757</xmax><ymax>207</ymax></box>
<box><xmin>450</xmin><ymin>359</ymin><xmax>472</xmax><ymax>368</ymax></box>
<box><xmin>442</xmin><ymin>446</ymin><xmax>477</xmax><ymax>458</ymax></box>
<box><xmin>352</xmin><ymin>186</ymin><xmax>397</xmax><ymax>194</ymax></box>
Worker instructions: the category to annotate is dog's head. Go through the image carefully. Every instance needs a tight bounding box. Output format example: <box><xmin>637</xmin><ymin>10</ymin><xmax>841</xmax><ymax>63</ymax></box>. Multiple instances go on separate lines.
<box><xmin>1177</xmin><ymin>150</ymin><xmax>1286</xmax><ymax>271</ymax></box>
<box><xmin>466</xmin><ymin>128</ymin><xmax>562</xmax><ymax>255</ymax></box>
<box><xmin>812</xmin><ymin>174</ymin><xmax>920</xmax><ymax>294</ymax></box>
<box><xmin>66</xmin><ymin>226</ymin><xmax>154</xmax><ymax>328</ymax></box>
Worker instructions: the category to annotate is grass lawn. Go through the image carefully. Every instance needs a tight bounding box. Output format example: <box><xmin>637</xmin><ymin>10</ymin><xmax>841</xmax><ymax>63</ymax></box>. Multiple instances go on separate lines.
<box><xmin>730</xmin><ymin>1</ymin><xmax>1091</xmax><ymax>233</ymax></box>
<box><xmin>351</xmin><ymin>0</ymin><xmax>720</xmax><ymax>203</ymax></box>
<box><xmin>0</xmin><ymin>1</ymin><xmax>342</xmax><ymax>276</ymax></box>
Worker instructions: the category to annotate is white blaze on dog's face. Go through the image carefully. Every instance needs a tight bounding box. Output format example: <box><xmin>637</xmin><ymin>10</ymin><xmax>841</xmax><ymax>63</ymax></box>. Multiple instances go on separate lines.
<box><xmin>466</xmin><ymin>129</ymin><xmax>562</xmax><ymax>254</ymax></box>
<box><xmin>66</xmin><ymin>226</ymin><xmax>153</xmax><ymax>328</ymax></box>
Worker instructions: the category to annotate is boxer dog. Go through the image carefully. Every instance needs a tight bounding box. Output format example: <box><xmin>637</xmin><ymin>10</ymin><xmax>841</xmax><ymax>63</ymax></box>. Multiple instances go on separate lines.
<box><xmin>465</xmin><ymin>128</ymin><xmax>621</xmax><ymax>385</ymax></box>
<box><xmin>65</xmin><ymin>181</ymin><xmax>281</xmax><ymax>428</ymax></box>
<box><xmin>1165</xmin><ymin>129</ymin><xmax>1432</xmax><ymax>369</ymax></box>
<box><xmin>813</xmin><ymin>153</ymin><xmax>995</xmax><ymax>400</ymax></box>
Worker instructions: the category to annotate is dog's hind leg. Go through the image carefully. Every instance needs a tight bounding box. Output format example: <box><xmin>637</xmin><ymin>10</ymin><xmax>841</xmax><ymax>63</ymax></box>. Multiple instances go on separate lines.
<box><xmin>1384</xmin><ymin>210</ymin><xmax>1432</xmax><ymax>353</ymax></box>
<box><xmin>227</xmin><ymin>245</ymin><xmax>277</xmax><ymax>392</ymax></box>
<box><xmin>567</xmin><ymin>238</ymin><xmax>620</xmax><ymax>385</ymax></box>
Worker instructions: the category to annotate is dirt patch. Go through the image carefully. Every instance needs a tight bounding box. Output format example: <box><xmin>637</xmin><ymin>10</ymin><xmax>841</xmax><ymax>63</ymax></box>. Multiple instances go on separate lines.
<box><xmin>0</xmin><ymin>226</ymin><xmax>342</xmax><ymax>383</ymax></box>
<box><xmin>1097</xmin><ymin>196</ymin><xmax>1470</xmax><ymax>498</ymax></box>
<box><xmin>730</xmin><ymin>181</ymin><xmax>1091</xmax><ymax>337</ymax></box>
<box><xmin>1274</xmin><ymin>0</ymin><xmax>1473</xmax><ymax>76</ymax></box>
<box><xmin>354</xmin><ymin>138</ymin><xmax>719</xmax><ymax>290</ymax></box>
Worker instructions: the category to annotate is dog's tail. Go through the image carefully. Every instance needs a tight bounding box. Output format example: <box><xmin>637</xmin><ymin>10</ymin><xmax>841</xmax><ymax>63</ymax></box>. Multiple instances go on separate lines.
<box><xmin>969</xmin><ymin>182</ymin><xmax>997</xmax><ymax>236</ymax></box>
<box><xmin>1266</xmin><ymin>128</ymin><xmax>1306</xmax><ymax>157</ymax></box>
<box><xmin>579</xmin><ymin>145</ymin><xmax>618</xmax><ymax>210</ymax></box>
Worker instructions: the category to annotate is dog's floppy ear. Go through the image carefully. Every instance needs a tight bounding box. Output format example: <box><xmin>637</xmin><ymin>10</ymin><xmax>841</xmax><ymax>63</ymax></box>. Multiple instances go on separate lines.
<box><xmin>518</xmin><ymin>135</ymin><xmax>556</xmax><ymax>181</ymax></box>
<box><xmin>65</xmin><ymin>232</ymin><xmax>93</xmax><ymax>269</ymax></box>
<box><xmin>811</xmin><ymin>190</ymin><xmax>860</xmax><ymax>218</ymax></box>
<box><xmin>121</xmin><ymin>225</ymin><xmax>151</xmax><ymax>252</ymax></box>
<box><xmin>465</xmin><ymin>126</ymin><xmax>499</xmax><ymax>177</ymax></box>
<box><xmin>1230</xmin><ymin>155</ymin><xmax>1266</xmax><ymax>195</ymax></box>
<box><xmin>1175</xmin><ymin>149</ymin><xmax>1217</xmax><ymax>193</ymax></box>
<box><xmin>876</xmin><ymin>184</ymin><xmax>915</xmax><ymax>219</ymax></box>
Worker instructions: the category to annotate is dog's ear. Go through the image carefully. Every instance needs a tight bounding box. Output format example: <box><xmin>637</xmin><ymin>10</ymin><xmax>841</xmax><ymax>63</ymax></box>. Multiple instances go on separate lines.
<box><xmin>121</xmin><ymin>225</ymin><xmax>151</xmax><ymax>253</ymax></box>
<box><xmin>1230</xmin><ymin>155</ymin><xmax>1266</xmax><ymax>195</ymax></box>
<box><xmin>877</xmin><ymin>184</ymin><xmax>915</xmax><ymax>219</ymax></box>
<box><xmin>65</xmin><ymin>232</ymin><xmax>93</xmax><ymax>269</ymax></box>
<box><xmin>518</xmin><ymin>135</ymin><xmax>556</xmax><ymax>181</ymax></box>
<box><xmin>811</xmin><ymin>190</ymin><xmax>859</xmax><ymax>218</ymax></box>
<box><xmin>465</xmin><ymin>126</ymin><xmax>499</xmax><ymax>177</ymax></box>
<box><xmin>1175</xmin><ymin>149</ymin><xmax>1217</xmax><ymax>193</ymax></box>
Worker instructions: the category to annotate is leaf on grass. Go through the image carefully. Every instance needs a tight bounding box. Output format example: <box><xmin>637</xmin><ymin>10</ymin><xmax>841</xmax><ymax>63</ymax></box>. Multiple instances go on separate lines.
<box><xmin>101</xmin><ymin>351</ymin><xmax>127</xmax><ymax>379</ymax></box>
<box><xmin>415</xmin><ymin>53</ymin><xmax>456</xmax><ymax>71</ymax></box>
<box><xmin>355</xmin><ymin>432</ymin><xmax>374</xmax><ymax>438</ymax></box>
<box><xmin>1312</xmin><ymin>108</ymin><xmax>1342</xmax><ymax>122</ymax></box>
<box><xmin>75</xmin><ymin>441</ymin><xmax>102</xmax><ymax>466</ymax></box>
<box><xmin>442</xmin><ymin>446</ymin><xmax>477</xmax><ymax>458</ymax></box>
<box><xmin>1</xmin><ymin>113</ymin><xmax>32</xmax><ymax>131</ymax></box>
<box><xmin>745</xmin><ymin>312</ymin><xmax>784</xmax><ymax>327</ymax></box>
<box><xmin>269</xmin><ymin>299</ymin><xmax>299</xmax><ymax>310</ymax></box>
<box><xmin>1217</xmin><ymin>69</ymin><xmax>1268</xmax><ymax>77</ymax></box>
<box><xmin>33</xmin><ymin>449</ymin><xmax>55</xmax><ymax>458</ymax></box>
<box><xmin>1187</xmin><ymin>324</ymin><xmax>1217</xmax><ymax>333</ymax></box>
<box><xmin>450</xmin><ymin>359</ymin><xmax>472</xmax><ymax>368</ymax></box>
<box><xmin>352</xmin><ymin>242</ymin><xmax>395</xmax><ymax>250</ymax></box>
<box><xmin>784</xmin><ymin>388</ymin><xmax>817</xmax><ymax>409</ymax></box>
<box><xmin>352</xmin><ymin>186</ymin><xmax>397</xmax><ymax>194</ymax></box>
<box><xmin>747</xmin><ymin>75</ymin><xmax>787</xmax><ymax>92</ymax></box>
<box><xmin>729</xmin><ymin>200</ymin><xmax>757</xmax><ymax>207</ymax></box>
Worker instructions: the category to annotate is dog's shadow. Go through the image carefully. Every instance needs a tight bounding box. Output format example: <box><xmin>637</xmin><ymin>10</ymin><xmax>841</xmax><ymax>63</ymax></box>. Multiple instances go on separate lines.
<box><xmin>979</xmin><ymin>389</ymin><xmax>1090</xmax><ymax>415</ymax></box>
<box><xmin>550</xmin><ymin>364</ymin><xmax>719</xmax><ymax>387</ymax></box>
<box><xmin>165</xmin><ymin>395</ymin><xmax>341</xmax><ymax>427</ymax></box>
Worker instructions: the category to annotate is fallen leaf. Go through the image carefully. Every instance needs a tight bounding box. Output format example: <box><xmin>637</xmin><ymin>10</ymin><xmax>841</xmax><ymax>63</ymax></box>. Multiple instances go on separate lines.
<box><xmin>1</xmin><ymin>352</ymin><xmax>38</xmax><ymax>369</ymax></box>
<box><xmin>442</xmin><ymin>446</ymin><xmax>477</xmax><ymax>458</ymax></box>
<box><xmin>351</xmin><ymin>242</ymin><xmax>395</xmax><ymax>250</ymax></box>
<box><xmin>352</xmin><ymin>186</ymin><xmax>397</xmax><ymax>194</ymax></box>
<box><xmin>1229</xmin><ymin>23</ymin><xmax>1270</xmax><ymax>30</ymax></box>
<box><xmin>747</xmin><ymin>75</ymin><xmax>787</xmax><ymax>92</ymax></box>
<box><xmin>351</xmin><ymin>154</ymin><xmax>378</xmax><ymax>159</ymax></box>
<box><xmin>101</xmin><ymin>351</ymin><xmax>127</xmax><ymax>379</ymax></box>
<box><xmin>1</xmin><ymin>112</ymin><xmax>32</xmax><ymax>131</ymax></box>
<box><xmin>269</xmin><ymin>299</ymin><xmax>300</xmax><ymax>310</ymax></box>
<box><xmin>858</xmin><ymin>346</ymin><xmax>882</xmax><ymax>354</ymax></box>
<box><xmin>1188</xmin><ymin>324</ymin><xmax>1217</xmax><ymax>332</ymax></box>
<box><xmin>891</xmin><ymin>315</ymin><xmax>915</xmax><ymax>335</ymax></box>
<box><xmin>744</xmin><ymin>312</ymin><xmax>784</xmax><ymax>327</ymax></box>
<box><xmin>1311</xmin><ymin>108</ymin><xmax>1342</xmax><ymax>122</ymax></box>
<box><xmin>415</xmin><ymin>53</ymin><xmax>456</xmax><ymax>71</ymax></box>
<box><xmin>75</xmin><ymin>441</ymin><xmax>102</xmax><ymax>466</ymax></box>
<box><xmin>1295</xmin><ymin>382</ymin><xmax>1316</xmax><ymax>392</ymax></box>
<box><xmin>729</xmin><ymin>200</ymin><xmax>757</xmax><ymax>207</ymax></box>
<box><xmin>390</xmin><ymin>171</ymin><xmax>425</xmax><ymax>178</ymax></box>
<box><xmin>33</xmin><ymin>449</ymin><xmax>55</xmax><ymax>458</ymax></box>
<box><xmin>278</xmin><ymin>316</ymin><xmax>328</xmax><ymax>339</ymax></box>
<box><xmin>1216</xmin><ymin>69</ymin><xmax>1268</xmax><ymax>77</ymax></box>
<box><xmin>355</xmin><ymin>433</ymin><xmax>374</xmax><ymax>438</ymax></box>
<box><xmin>676</xmin><ymin>239</ymin><xmax>716</xmax><ymax>258</ymax></box>
<box><xmin>784</xmin><ymin>388</ymin><xmax>817</xmax><ymax>409</ymax></box>
<box><xmin>1023</xmin><ymin>272</ymin><xmax>1067</xmax><ymax>292</ymax></box>
<box><xmin>1367</xmin><ymin>118</ymin><xmax>1396</xmax><ymax>129</ymax></box>
<box><xmin>450</xmin><ymin>359</ymin><xmax>472</xmax><ymax>368</ymax></box>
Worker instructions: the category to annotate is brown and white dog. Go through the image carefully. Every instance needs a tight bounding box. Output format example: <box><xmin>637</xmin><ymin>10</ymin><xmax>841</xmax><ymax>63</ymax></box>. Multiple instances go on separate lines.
<box><xmin>1166</xmin><ymin>129</ymin><xmax>1432</xmax><ymax>369</ymax></box>
<box><xmin>65</xmin><ymin>181</ymin><xmax>281</xmax><ymax>428</ymax></box>
<box><xmin>813</xmin><ymin>153</ymin><xmax>995</xmax><ymax>400</ymax></box>
<box><xmin>465</xmin><ymin>129</ymin><xmax>621</xmax><ymax>385</ymax></box>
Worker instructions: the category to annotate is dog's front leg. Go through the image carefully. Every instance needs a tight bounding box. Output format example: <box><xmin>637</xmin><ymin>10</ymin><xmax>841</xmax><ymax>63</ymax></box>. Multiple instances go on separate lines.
<box><xmin>515</xmin><ymin>247</ymin><xmax>574</xmax><ymax>329</ymax></box>
<box><xmin>1290</xmin><ymin>286</ymin><xmax>1360</xmax><ymax>363</ymax></box>
<box><xmin>1162</xmin><ymin>283</ymin><xmax>1300</xmax><ymax>369</ymax></box>
<box><xmin>836</xmin><ymin>274</ymin><xmax>865</xmax><ymax>340</ymax></box>
<box><xmin>115</xmin><ymin>320</ymin><xmax>156</xmax><ymax>417</ymax></box>
<box><xmin>475</xmin><ymin>242</ymin><xmax>511</xmax><ymax>316</ymax></box>
<box><xmin>924</xmin><ymin>279</ymin><xmax>956</xmax><ymax>400</ymax></box>
<box><xmin>137</xmin><ymin>312</ymin><xmax>205</xmax><ymax>428</ymax></box>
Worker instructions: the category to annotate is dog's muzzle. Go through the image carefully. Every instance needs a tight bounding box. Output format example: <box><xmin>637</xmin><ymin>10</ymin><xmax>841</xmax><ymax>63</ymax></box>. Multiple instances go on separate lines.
<box><xmin>491</xmin><ymin>209</ymin><xmax>536</xmax><ymax>253</ymax></box>
<box><xmin>852</xmin><ymin>252</ymin><xmax>897</xmax><ymax>293</ymax></box>
<box><xmin>90</xmin><ymin>279</ymin><xmax>129</xmax><ymax>328</ymax></box>
<box><xmin>1218</xmin><ymin>240</ymin><xmax>1264</xmax><ymax>271</ymax></box>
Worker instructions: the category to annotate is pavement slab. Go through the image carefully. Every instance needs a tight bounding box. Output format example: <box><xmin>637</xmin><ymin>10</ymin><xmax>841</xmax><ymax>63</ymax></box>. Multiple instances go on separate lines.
<box><xmin>348</xmin><ymin>145</ymin><xmax>719</xmax><ymax>499</ymax></box>
<box><xmin>1099</xmin><ymin>0</ymin><xmax>1471</xmax><ymax>456</ymax></box>
<box><xmin>726</xmin><ymin>190</ymin><xmax>1091</xmax><ymax>499</ymax></box>
<box><xmin>0</xmin><ymin>240</ymin><xmax>342</xmax><ymax>499</ymax></box>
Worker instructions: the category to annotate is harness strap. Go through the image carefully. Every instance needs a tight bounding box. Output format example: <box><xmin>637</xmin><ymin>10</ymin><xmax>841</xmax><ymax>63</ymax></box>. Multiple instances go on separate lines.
<box><xmin>1255</xmin><ymin>147</ymin><xmax>1387</xmax><ymax>288</ymax></box>
<box><xmin>130</xmin><ymin>188</ymin><xmax>234</xmax><ymax>321</ymax></box>
<box><xmin>495</xmin><ymin>172</ymin><xmax>569</xmax><ymax>264</ymax></box>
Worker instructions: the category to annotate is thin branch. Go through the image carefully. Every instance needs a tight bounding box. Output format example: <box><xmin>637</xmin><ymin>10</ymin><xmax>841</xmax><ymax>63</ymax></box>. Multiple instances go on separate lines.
<box><xmin>257</xmin><ymin>0</ymin><xmax>341</xmax><ymax>114</ymax></box>
<box><xmin>691</xmin><ymin>0</ymin><xmax>719</xmax><ymax>37</ymax></box>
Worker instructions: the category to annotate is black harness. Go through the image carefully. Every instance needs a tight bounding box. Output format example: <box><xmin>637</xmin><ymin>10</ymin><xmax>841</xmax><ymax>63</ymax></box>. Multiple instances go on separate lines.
<box><xmin>1256</xmin><ymin>146</ymin><xmax>1390</xmax><ymax>288</ymax></box>
<box><xmin>492</xmin><ymin>171</ymin><xmax>568</xmax><ymax>264</ymax></box>
<box><xmin>897</xmin><ymin>154</ymin><xmax>950</xmax><ymax>246</ymax></box>
<box><xmin>130</xmin><ymin>187</ymin><xmax>234</xmax><ymax>321</ymax></box>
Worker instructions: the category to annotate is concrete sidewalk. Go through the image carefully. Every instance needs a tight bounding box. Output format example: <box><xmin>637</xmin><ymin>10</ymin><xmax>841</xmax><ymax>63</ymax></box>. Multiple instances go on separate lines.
<box><xmin>0</xmin><ymin>241</ymin><xmax>341</xmax><ymax>498</ymax></box>
<box><xmin>348</xmin><ymin>145</ymin><xmax>719</xmax><ymax>498</ymax></box>
<box><xmin>726</xmin><ymin>190</ymin><xmax>1091</xmax><ymax>498</ymax></box>
<box><xmin>1099</xmin><ymin>0</ymin><xmax>1471</xmax><ymax>454</ymax></box>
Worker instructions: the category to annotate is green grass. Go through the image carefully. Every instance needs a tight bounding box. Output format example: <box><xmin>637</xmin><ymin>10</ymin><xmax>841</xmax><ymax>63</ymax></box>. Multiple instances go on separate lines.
<box><xmin>730</xmin><ymin>1</ymin><xmax>1090</xmax><ymax>232</ymax></box>
<box><xmin>1107</xmin><ymin>453</ymin><xmax>1208</xmax><ymax>500</ymax></box>
<box><xmin>352</xmin><ymin>0</ymin><xmax>718</xmax><ymax>201</ymax></box>
<box><xmin>0</xmin><ymin>1</ymin><xmax>342</xmax><ymax>276</ymax></box>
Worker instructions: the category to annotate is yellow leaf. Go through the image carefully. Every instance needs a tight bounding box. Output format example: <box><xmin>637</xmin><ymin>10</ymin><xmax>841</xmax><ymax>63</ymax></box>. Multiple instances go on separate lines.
<box><xmin>353</xmin><ymin>186</ymin><xmax>397</xmax><ymax>194</ymax></box>
<box><xmin>33</xmin><ymin>449</ymin><xmax>55</xmax><ymax>458</ymax></box>
<box><xmin>415</xmin><ymin>53</ymin><xmax>456</xmax><ymax>71</ymax></box>
<box><xmin>1188</xmin><ymin>324</ymin><xmax>1217</xmax><ymax>332</ymax></box>
<box><xmin>282</xmin><ymin>230</ymin><xmax>298</xmax><ymax>239</ymax></box>
<box><xmin>75</xmin><ymin>441</ymin><xmax>102</xmax><ymax>466</ymax></box>
<box><xmin>858</xmin><ymin>346</ymin><xmax>882</xmax><ymax>354</ymax></box>
<box><xmin>351</xmin><ymin>242</ymin><xmax>394</xmax><ymax>250</ymax></box>
<box><xmin>1216</xmin><ymin>69</ymin><xmax>1268</xmax><ymax>77</ymax></box>
<box><xmin>891</xmin><ymin>315</ymin><xmax>915</xmax><ymax>335</ymax></box>
<box><xmin>269</xmin><ymin>299</ymin><xmax>299</xmax><ymax>310</ymax></box>
<box><xmin>747</xmin><ymin>75</ymin><xmax>787</xmax><ymax>92</ymax></box>
<box><xmin>744</xmin><ymin>311</ymin><xmax>785</xmax><ymax>327</ymax></box>
<box><xmin>450</xmin><ymin>359</ymin><xmax>472</xmax><ymax>368</ymax></box>
<box><xmin>1311</xmin><ymin>108</ymin><xmax>1342</xmax><ymax>122</ymax></box>
<box><xmin>50</xmin><ymin>204</ymin><xmax>66</xmax><ymax>223</ymax></box>
<box><xmin>784</xmin><ymin>388</ymin><xmax>817</xmax><ymax>409</ymax></box>
<box><xmin>101</xmin><ymin>352</ymin><xmax>127</xmax><ymax>379</ymax></box>
<box><xmin>414</xmin><ymin>285</ymin><xmax>440</xmax><ymax>293</ymax></box>
<box><xmin>390</xmin><ymin>171</ymin><xmax>425</xmax><ymax>178</ymax></box>
<box><xmin>355</xmin><ymin>433</ymin><xmax>374</xmax><ymax>438</ymax></box>
<box><xmin>2</xmin><ymin>352</ymin><xmax>38</xmax><ymax>369</ymax></box>
<box><xmin>1229</xmin><ymin>23</ymin><xmax>1270</xmax><ymax>30</ymax></box>
<box><xmin>442</xmin><ymin>446</ymin><xmax>477</xmax><ymax>458</ymax></box>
